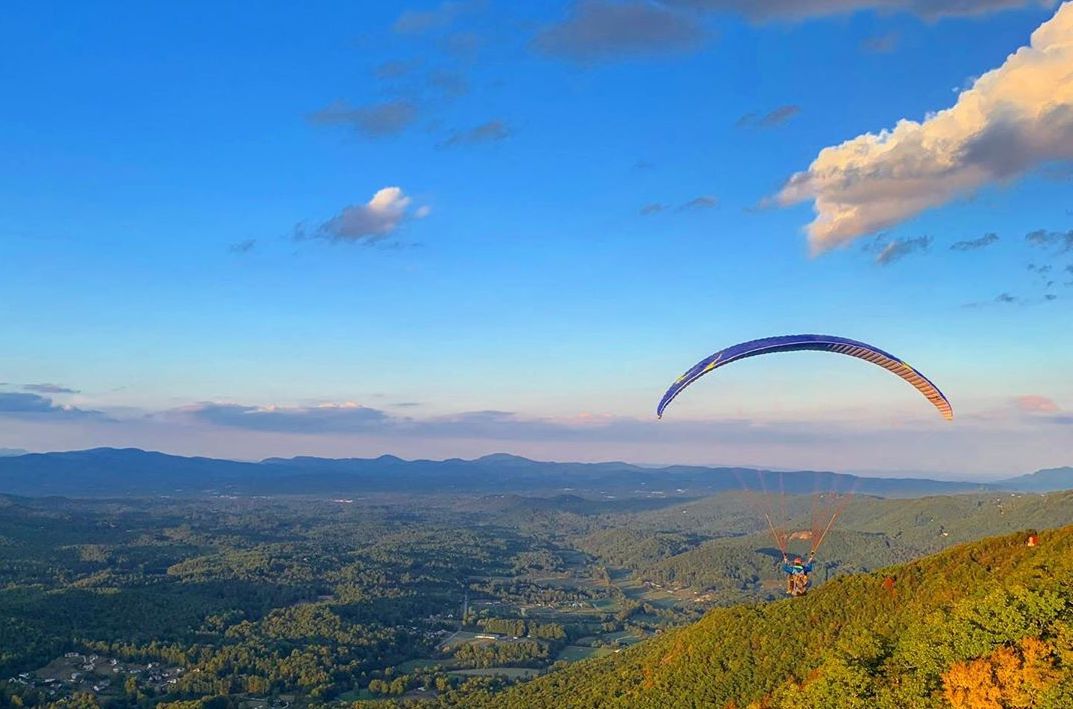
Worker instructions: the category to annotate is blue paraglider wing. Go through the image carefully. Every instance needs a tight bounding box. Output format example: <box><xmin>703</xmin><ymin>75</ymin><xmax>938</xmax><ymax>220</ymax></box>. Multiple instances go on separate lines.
<box><xmin>656</xmin><ymin>334</ymin><xmax>953</xmax><ymax>421</ymax></box>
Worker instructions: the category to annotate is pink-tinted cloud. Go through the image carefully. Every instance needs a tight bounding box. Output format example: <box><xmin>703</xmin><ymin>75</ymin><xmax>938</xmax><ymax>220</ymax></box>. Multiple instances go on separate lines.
<box><xmin>1015</xmin><ymin>394</ymin><xmax>1062</xmax><ymax>413</ymax></box>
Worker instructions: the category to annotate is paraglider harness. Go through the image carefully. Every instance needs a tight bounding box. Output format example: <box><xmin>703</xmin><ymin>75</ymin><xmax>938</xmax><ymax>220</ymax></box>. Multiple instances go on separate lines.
<box><xmin>782</xmin><ymin>553</ymin><xmax>815</xmax><ymax>597</ymax></box>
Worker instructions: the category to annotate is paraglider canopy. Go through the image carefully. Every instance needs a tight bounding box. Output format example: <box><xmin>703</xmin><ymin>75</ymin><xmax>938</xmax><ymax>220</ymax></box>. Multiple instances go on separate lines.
<box><xmin>657</xmin><ymin>334</ymin><xmax>953</xmax><ymax>421</ymax></box>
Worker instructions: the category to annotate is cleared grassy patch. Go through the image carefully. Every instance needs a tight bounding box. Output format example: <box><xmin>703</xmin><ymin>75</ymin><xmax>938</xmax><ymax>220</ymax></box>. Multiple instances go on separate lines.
<box><xmin>450</xmin><ymin>667</ymin><xmax>542</xmax><ymax>679</ymax></box>
<box><xmin>602</xmin><ymin>630</ymin><xmax>641</xmax><ymax>645</ymax></box>
<box><xmin>556</xmin><ymin>645</ymin><xmax>610</xmax><ymax>662</ymax></box>
<box><xmin>438</xmin><ymin>630</ymin><xmax>480</xmax><ymax>651</ymax></box>
<box><xmin>396</xmin><ymin>657</ymin><xmax>452</xmax><ymax>672</ymax></box>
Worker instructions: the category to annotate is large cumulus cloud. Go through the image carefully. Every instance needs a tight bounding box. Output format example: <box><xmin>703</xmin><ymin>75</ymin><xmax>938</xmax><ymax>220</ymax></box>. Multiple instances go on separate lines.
<box><xmin>778</xmin><ymin>2</ymin><xmax>1073</xmax><ymax>253</ymax></box>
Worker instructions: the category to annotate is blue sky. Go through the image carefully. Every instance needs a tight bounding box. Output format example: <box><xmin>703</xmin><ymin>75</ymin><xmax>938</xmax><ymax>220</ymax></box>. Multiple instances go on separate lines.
<box><xmin>2</xmin><ymin>1</ymin><xmax>1071</xmax><ymax>476</ymax></box>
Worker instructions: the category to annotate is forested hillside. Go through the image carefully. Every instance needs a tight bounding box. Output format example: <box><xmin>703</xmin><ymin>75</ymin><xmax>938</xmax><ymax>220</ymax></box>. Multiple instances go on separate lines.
<box><xmin>480</xmin><ymin>525</ymin><xmax>1073</xmax><ymax>708</ymax></box>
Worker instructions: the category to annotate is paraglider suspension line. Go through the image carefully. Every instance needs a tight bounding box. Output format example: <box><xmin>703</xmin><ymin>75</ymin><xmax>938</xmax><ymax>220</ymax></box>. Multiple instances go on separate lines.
<box><xmin>764</xmin><ymin>512</ymin><xmax>787</xmax><ymax>553</ymax></box>
<box><xmin>811</xmin><ymin>512</ymin><xmax>838</xmax><ymax>555</ymax></box>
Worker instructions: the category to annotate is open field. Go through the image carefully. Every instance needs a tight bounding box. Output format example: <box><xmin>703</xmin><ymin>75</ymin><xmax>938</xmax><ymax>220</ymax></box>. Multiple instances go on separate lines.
<box><xmin>450</xmin><ymin>667</ymin><xmax>543</xmax><ymax>680</ymax></box>
<box><xmin>556</xmin><ymin>645</ymin><xmax>612</xmax><ymax>662</ymax></box>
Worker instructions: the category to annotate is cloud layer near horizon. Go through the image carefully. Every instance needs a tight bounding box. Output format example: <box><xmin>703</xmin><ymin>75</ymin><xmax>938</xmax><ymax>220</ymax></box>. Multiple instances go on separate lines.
<box><xmin>0</xmin><ymin>394</ymin><xmax>1064</xmax><ymax>477</ymax></box>
<box><xmin>2</xmin><ymin>389</ymin><xmax>1069</xmax><ymax>475</ymax></box>
<box><xmin>778</xmin><ymin>2</ymin><xmax>1073</xmax><ymax>253</ymax></box>
<box><xmin>163</xmin><ymin>394</ymin><xmax>1073</xmax><ymax>443</ymax></box>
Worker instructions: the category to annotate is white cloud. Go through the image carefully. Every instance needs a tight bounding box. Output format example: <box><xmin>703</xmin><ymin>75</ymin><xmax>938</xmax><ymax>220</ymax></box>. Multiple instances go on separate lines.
<box><xmin>778</xmin><ymin>2</ymin><xmax>1073</xmax><ymax>253</ymax></box>
<box><xmin>318</xmin><ymin>187</ymin><xmax>421</xmax><ymax>243</ymax></box>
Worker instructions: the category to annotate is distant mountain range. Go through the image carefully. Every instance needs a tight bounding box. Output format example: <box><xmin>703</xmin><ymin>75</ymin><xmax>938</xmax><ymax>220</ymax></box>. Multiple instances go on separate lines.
<box><xmin>995</xmin><ymin>466</ymin><xmax>1073</xmax><ymax>492</ymax></box>
<box><xmin>0</xmin><ymin>447</ymin><xmax>1065</xmax><ymax>498</ymax></box>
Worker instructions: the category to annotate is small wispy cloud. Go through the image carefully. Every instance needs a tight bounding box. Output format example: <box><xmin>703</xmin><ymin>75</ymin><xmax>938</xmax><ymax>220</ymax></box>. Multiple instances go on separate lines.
<box><xmin>1026</xmin><ymin>228</ymin><xmax>1073</xmax><ymax>253</ymax></box>
<box><xmin>642</xmin><ymin>196</ymin><xmax>718</xmax><ymax>215</ymax></box>
<box><xmin>427</xmin><ymin>69</ymin><xmax>469</xmax><ymax>98</ymax></box>
<box><xmin>442</xmin><ymin>31</ymin><xmax>482</xmax><ymax>60</ymax></box>
<box><xmin>440</xmin><ymin>120</ymin><xmax>510</xmax><ymax>147</ymax></box>
<box><xmin>533</xmin><ymin>0</ymin><xmax>706</xmax><ymax>63</ymax></box>
<box><xmin>23</xmin><ymin>383</ymin><xmax>80</xmax><ymax>394</ymax></box>
<box><xmin>1014</xmin><ymin>394</ymin><xmax>1061</xmax><ymax>414</ymax></box>
<box><xmin>394</xmin><ymin>1</ymin><xmax>471</xmax><ymax>35</ymax></box>
<box><xmin>950</xmin><ymin>233</ymin><xmax>999</xmax><ymax>252</ymax></box>
<box><xmin>860</xmin><ymin>32</ymin><xmax>899</xmax><ymax>54</ymax></box>
<box><xmin>374</xmin><ymin>60</ymin><xmax>415</xmax><ymax>80</ymax></box>
<box><xmin>678</xmin><ymin>195</ymin><xmax>718</xmax><ymax>211</ymax></box>
<box><xmin>302</xmin><ymin>187</ymin><xmax>428</xmax><ymax>245</ymax></box>
<box><xmin>966</xmin><ymin>290</ymin><xmax>1061</xmax><ymax>307</ymax></box>
<box><xmin>308</xmin><ymin>99</ymin><xmax>418</xmax><ymax>138</ymax></box>
<box><xmin>229</xmin><ymin>239</ymin><xmax>256</xmax><ymax>255</ymax></box>
<box><xmin>736</xmin><ymin>105</ymin><xmax>800</xmax><ymax>129</ymax></box>
<box><xmin>873</xmin><ymin>235</ymin><xmax>932</xmax><ymax>266</ymax></box>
